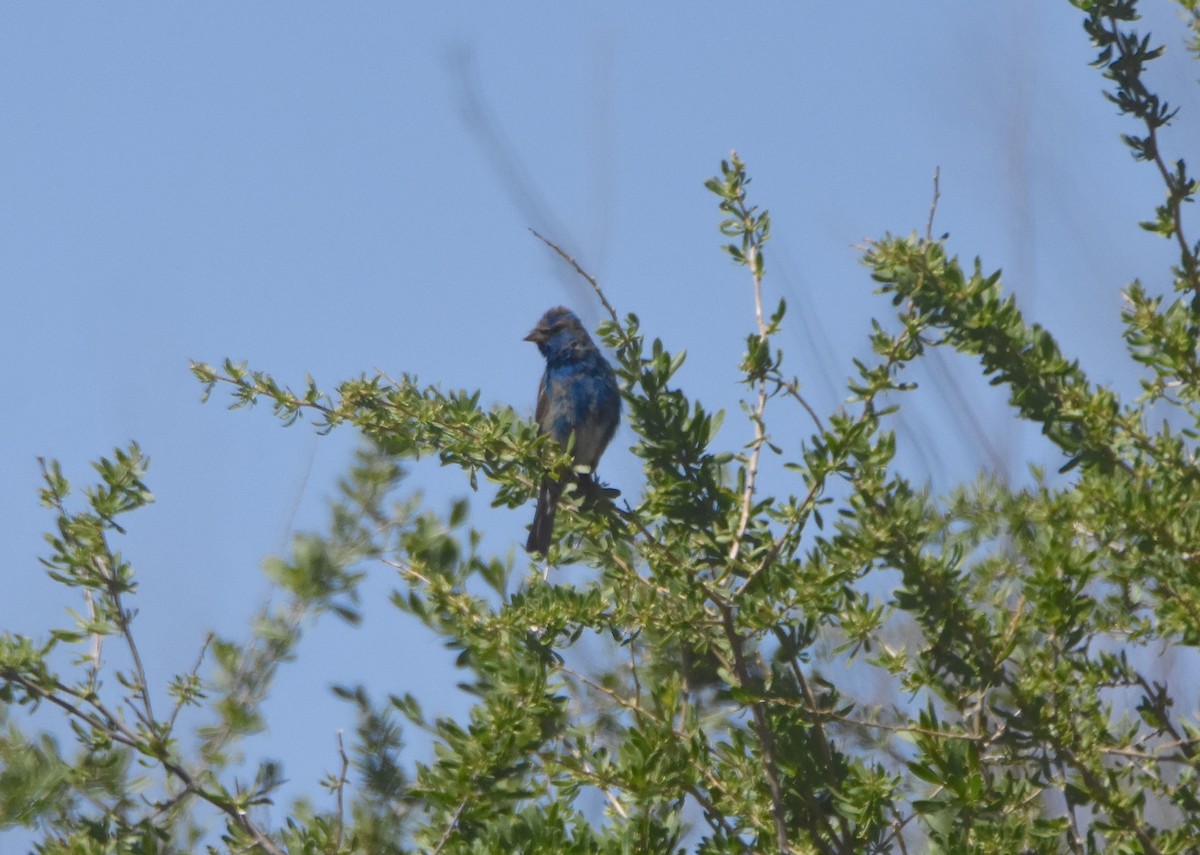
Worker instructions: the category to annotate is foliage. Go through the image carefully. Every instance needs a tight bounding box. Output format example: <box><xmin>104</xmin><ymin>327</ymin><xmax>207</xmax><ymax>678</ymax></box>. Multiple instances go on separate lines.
<box><xmin>5</xmin><ymin>1</ymin><xmax>1200</xmax><ymax>852</ymax></box>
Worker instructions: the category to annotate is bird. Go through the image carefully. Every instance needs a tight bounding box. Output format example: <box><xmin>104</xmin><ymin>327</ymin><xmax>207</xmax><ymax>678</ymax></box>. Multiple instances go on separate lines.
<box><xmin>524</xmin><ymin>306</ymin><xmax>621</xmax><ymax>555</ymax></box>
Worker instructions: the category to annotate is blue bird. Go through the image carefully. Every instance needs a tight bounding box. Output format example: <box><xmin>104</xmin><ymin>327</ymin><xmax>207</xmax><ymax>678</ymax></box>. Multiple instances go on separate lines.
<box><xmin>524</xmin><ymin>307</ymin><xmax>621</xmax><ymax>555</ymax></box>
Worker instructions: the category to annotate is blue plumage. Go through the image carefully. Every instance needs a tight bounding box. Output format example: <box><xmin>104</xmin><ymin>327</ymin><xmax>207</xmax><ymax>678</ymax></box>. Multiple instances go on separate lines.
<box><xmin>524</xmin><ymin>307</ymin><xmax>620</xmax><ymax>554</ymax></box>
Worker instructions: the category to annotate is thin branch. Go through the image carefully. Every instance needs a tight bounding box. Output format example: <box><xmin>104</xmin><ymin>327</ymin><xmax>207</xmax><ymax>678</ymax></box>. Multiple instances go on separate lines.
<box><xmin>885</xmin><ymin>804</ymin><xmax>912</xmax><ymax>855</ymax></box>
<box><xmin>379</xmin><ymin>556</ymin><xmax>435</xmax><ymax>588</ymax></box>
<box><xmin>1067</xmin><ymin>743</ymin><xmax>1166</xmax><ymax>855</ymax></box>
<box><xmin>628</xmin><ymin>634</ymin><xmax>642</xmax><ymax>708</ymax></box>
<box><xmin>765</xmin><ymin>690</ymin><xmax>1199</xmax><ymax>767</ymax></box>
<box><xmin>736</xmin><ymin>472</ymin><xmax>824</xmax><ymax>598</ymax></box>
<box><xmin>769</xmin><ymin>372</ymin><xmax>826</xmax><ymax>433</ymax></box>
<box><xmin>559</xmin><ymin>662</ymin><xmax>666</xmax><ymax>727</ymax></box>
<box><xmin>685</xmin><ymin>784</ymin><xmax>750</xmax><ymax>851</ymax></box>
<box><xmin>1133</xmin><ymin>673</ymin><xmax>1197</xmax><ymax>761</ymax></box>
<box><xmin>730</xmin><ymin>381</ymin><xmax>768</xmax><ymax>567</ymax></box>
<box><xmin>557</xmin><ymin>662</ymin><xmax>729</xmax><ymax>800</ymax></box>
<box><xmin>559</xmin><ymin>741</ymin><xmax>747</xmax><ymax>849</ymax></box>
<box><xmin>528</xmin><ymin>229</ymin><xmax>625</xmax><ymax>341</ymax></box>
<box><xmin>167</xmin><ymin>632</ymin><xmax>214</xmax><ymax>735</ymax></box>
<box><xmin>5</xmin><ymin>672</ymin><xmax>140</xmax><ymax>752</ymax></box>
<box><xmin>201</xmin><ymin>369</ymin><xmax>335</xmax><ymax>417</ymax></box>
<box><xmin>563</xmin><ymin>744</ymin><xmax>630</xmax><ymax>820</ymax></box>
<box><xmin>1056</xmin><ymin>754</ymin><xmax>1087</xmax><ymax>855</ymax></box>
<box><xmin>334</xmin><ymin>730</ymin><xmax>350</xmax><ymax>853</ymax></box>
<box><xmin>431</xmin><ymin>794</ymin><xmax>470</xmax><ymax>855</ymax></box>
<box><xmin>97</xmin><ymin>544</ymin><xmax>156</xmax><ymax>730</ymax></box>
<box><xmin>925</xmin><ymin>166</ymin><xmax>941</xmax><ymax>244</ymax></box>
<box><xmin>730</xmin><ymin>236</ymin><xmax>770</xmax><ymax>566</ymax></box>
<box><xmin>773</xmin><ymin>628</ymin><xmax>855</xmax><ymax>847</ymax></box>
<box><xmin>1147</xmin><ymin>111</ymin><xmax>1199</xmax><ymax>293</ymax></box>
<box><xmin>84</xmin><ymin>588</ymin><xmax>103</xmax><ymax>691</ymax></box>
<box><xmin>713</xmin><ymin>601</ymin><xmax>801</xmax><ymax>855</ymax></box>
<box><xmin>4</xmin><ymin>671</ymin><xmax>285</xmax><ymax>855</ymax></box>
<box><xmin>743</xmin><ymin>321</ymin><xmax>933</xmax><ymax>593</ymax></box>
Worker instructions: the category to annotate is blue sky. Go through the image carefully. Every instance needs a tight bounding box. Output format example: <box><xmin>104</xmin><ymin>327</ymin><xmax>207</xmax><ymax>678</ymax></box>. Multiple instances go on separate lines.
<box><xmin>2</xmin><ymin>1</ymin><xmax>1197</xmax><ymax>842</ymax></box>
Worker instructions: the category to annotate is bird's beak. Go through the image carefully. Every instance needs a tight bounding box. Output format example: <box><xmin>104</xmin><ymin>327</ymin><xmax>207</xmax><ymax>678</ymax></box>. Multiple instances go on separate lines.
<box><xmin>524</xmin><ymin>327</ymin><xmax>544</xmax><ymax>344</ymax></box>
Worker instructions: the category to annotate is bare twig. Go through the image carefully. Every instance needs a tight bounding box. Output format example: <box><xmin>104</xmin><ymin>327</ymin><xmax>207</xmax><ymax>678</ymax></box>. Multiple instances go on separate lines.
<box><xmin>167</xmin><ymin>632</ymin><xmax>214</xmax><ymax>735</ymax></box>
<box><xmin>1147</xmin><ymin>122</ymin><xmax>1199</xmax><ymax>293</ymax></box>
<box><xmin>84</xmin><ymin>589</ymin><xmax>103</xmax><ymax>690</ymax></box>
<box><xmin>885</xmin><ymin>804</ymin><xmax>912</xmax><ymax>855</ymax></box>
<box><xmin>628</xmin><ymin>634</ymin><xmax>642</xmax><ymax>708</ymax></box>
<box><xmin>772</xmin><ymin>628</ymin><xmax>854</xmax><ymax>847</ymax></box>
<box><xmin>564</xmin><ymin>744</ymin><xmax>630</xmax><ymax>819</ymax></box>
<box><xmin>729</xmin><ymin>241</ymin><xmax>770</xmax><ymax>566</ymax></box>
<box><xmin>713</xmin><ymin>602</ymin><xmax>804</xmax><ymax>855</ymax></box>
<box><xmin>685</xmin><ymin>784</ymin><xmax>750</xmax><ymax>850</ymax></box>
<box><xmin>97</xmin><ymin>546</ymin><xmax>157</xmax><ymax>730</ymax></box>
<box><xmin>925</xmin><ymin>166</ymin><xmax>941</xmax><ymax>243</ymax></box>
<box><xmin>431</xmin><ymin>794</ymin><xmax>471</xmax><ymax>855</ymax></box>
<box><xmin>1056</xmin><ymin>753</ymin><xmax>1087</xmax><ymax>855</ymax></box>
<box><xmin>559</xmin><ymin>662</ymin><xmax>665</xmax><ymax>726</ymax></box>
<box><xmin>379</xmin><ymin>556</ymin><xmax>435</xmax><ymax>588</ymax></box>
<box><xmin>334</xmin><ymin>730</ymin><xmax>350</xmax><ymax>853</ymax></box>
<box><xmin>770</xmin><ymin>373</ymin><xmax>826</xmax><ymax>433</ymax></box>
<box><xmin>528</xmin><ymin>229</ymin><xmax>625</xmax><ymax>341</ymax></box>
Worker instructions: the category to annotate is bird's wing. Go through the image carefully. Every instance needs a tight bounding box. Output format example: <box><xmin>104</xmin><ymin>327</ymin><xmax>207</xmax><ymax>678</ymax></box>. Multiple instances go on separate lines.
<box><xmin>534</xmin><ymin>371</ymin><xmax>550</xmax><ymax>433</ymax></box>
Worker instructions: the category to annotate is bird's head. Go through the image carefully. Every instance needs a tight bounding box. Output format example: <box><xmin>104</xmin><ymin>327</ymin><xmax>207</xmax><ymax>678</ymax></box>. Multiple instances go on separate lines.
<box><xmin>524</xmin><ymin>307</ymin><xmax>588</xmax><ymax>356</ymax></box>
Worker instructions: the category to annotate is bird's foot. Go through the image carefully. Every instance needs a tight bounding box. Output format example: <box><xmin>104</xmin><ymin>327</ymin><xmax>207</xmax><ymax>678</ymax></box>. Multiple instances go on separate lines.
<box><xmin>577</xmin><ymin>476</ymin><xmax>620</xmax><ymax>506</ymax></box>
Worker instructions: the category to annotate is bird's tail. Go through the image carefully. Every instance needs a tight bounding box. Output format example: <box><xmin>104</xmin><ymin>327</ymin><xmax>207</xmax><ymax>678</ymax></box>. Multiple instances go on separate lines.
<box><xmin>526</xmin><ymin>477</ymin><xmax>562</xmax><ymax>555</ymax></box>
